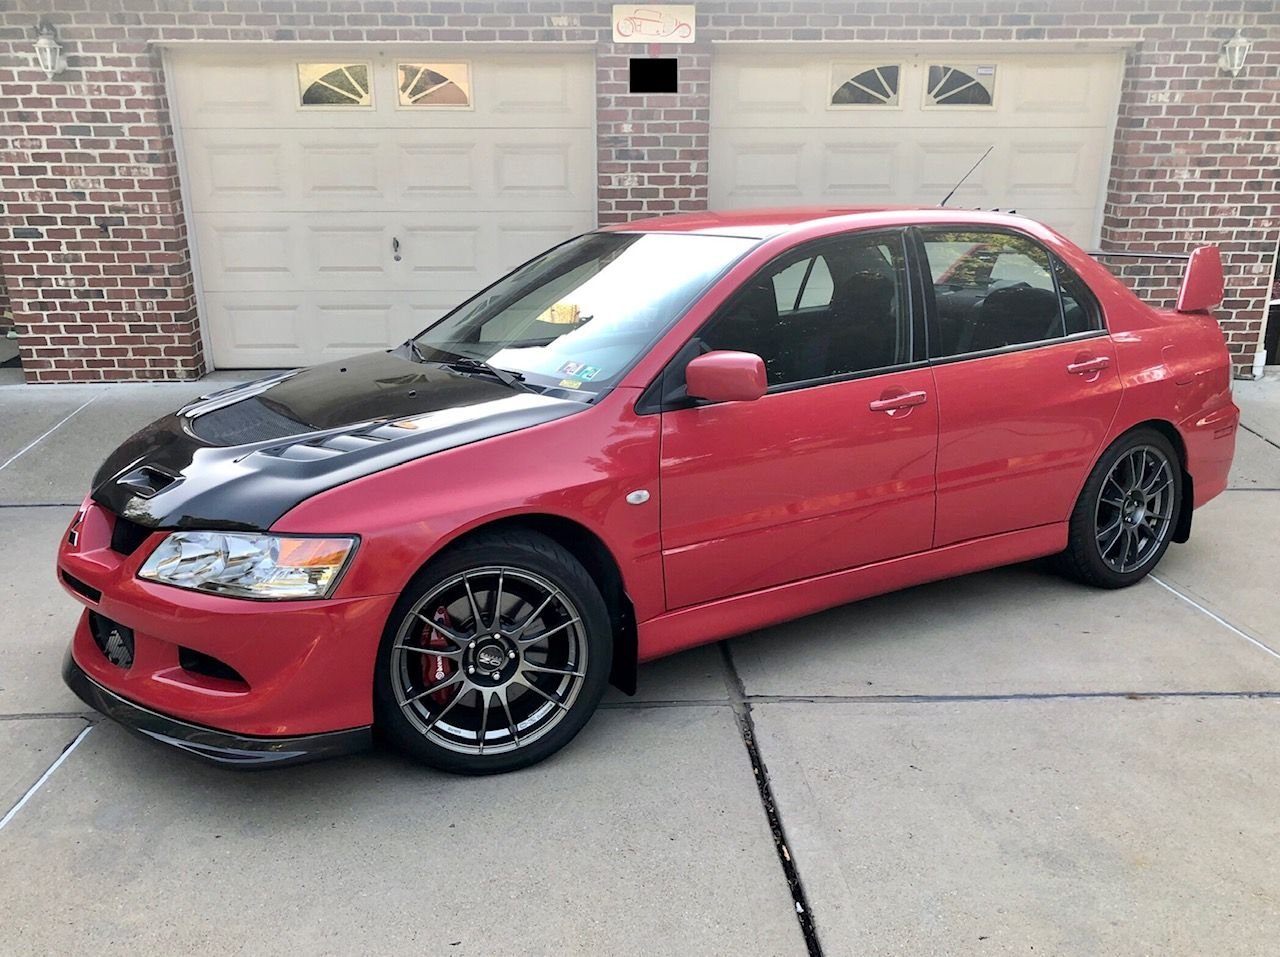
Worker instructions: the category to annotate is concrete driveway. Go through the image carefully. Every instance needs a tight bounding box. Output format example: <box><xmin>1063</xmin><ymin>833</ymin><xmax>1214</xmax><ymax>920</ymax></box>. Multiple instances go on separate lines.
<box><xmin>1</xmin><ymin>374</ymin><xmax>1277</xmax><ymax>956</ymax></box>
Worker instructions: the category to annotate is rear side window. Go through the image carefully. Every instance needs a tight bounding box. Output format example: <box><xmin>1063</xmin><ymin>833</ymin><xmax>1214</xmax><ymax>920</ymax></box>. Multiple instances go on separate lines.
<box><xmin>920</xmin><ymin>229</ymin><xmax>1098</xmax><ymax>358</ymax></box>
<box><xmin>1054</xmin><ymin>257</ymin><xmax>1103</xmax><ymax>335</ymax></box>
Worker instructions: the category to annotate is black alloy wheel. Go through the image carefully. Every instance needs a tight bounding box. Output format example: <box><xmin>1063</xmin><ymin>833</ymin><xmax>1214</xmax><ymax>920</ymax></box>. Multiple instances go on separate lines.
<box><xmin>374</xmin><ymin>530</ymin><xmax>612</xmax><ymax>774</ymax></box>
<box><xmin>1059</xmin><ymin>427</ymin><xmax>1182</xmax><ymax>588</ymax></box>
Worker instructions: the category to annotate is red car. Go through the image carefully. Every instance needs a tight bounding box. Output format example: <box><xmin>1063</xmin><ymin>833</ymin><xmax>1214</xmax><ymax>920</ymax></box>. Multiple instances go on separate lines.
<box><xmin>58</xmin><ymin>208</ymin><xmax>1238</xmax><ymax>774</ymax></box>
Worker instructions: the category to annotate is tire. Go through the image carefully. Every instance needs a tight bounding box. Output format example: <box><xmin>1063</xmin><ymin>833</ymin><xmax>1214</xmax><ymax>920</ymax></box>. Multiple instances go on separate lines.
<box><xmin>374</xmin><ymin>530</ymin><xmax>612</xmax><ymax>775</ymax></box>
<box><xmin>1058</xmin><ymin>427</ymin><xmax>1183</xmax><ymax>589</ymax></box>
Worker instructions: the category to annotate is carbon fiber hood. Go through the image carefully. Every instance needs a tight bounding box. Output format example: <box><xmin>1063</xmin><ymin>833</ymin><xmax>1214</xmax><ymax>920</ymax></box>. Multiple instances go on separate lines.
<box><xmin>89</xmin><ymin>350</ymin><xmax>585</xmax><ymax>531</ymax></box>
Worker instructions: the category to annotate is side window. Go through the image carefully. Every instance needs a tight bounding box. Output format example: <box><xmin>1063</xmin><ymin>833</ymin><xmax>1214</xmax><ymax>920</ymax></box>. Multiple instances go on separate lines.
<box><xmin>922</xmin><ymin>229</ymin><xmax>1066</xmax><ymax>357</ymax></box>
<box><xmin>699</xmin><ymin>233</ymin><xmax>910</xmax><ymax>387</ymax></box>
<box><xmin>1054</xmin><ymin>257</ymin><xmax>1102</xmax><ymax>335</ymax></box>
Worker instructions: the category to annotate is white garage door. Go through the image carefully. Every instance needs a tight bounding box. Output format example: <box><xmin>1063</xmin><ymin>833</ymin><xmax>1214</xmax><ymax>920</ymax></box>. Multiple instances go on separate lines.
<box><xmin>710</xmin><ymin>50</ymin><xmax>1124</xmax><ymax>246</ymax></box>
<box><xmin>169</xmin><ymin>50</ymin><xmax>595</xmax><ymax>368</ymax></box>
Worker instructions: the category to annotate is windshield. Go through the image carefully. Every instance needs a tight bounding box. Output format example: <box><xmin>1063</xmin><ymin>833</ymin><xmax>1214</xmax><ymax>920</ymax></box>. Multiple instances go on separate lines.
<box><xmin>411</xmin><ymin>232</ymin><xmax>757</xmax><ymax>396</ymax></box>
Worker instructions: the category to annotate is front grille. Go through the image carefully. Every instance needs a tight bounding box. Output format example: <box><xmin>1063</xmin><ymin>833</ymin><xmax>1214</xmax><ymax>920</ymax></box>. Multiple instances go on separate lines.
<box><xmin>110</xmin><ymin>514</ymin><xmax>154</xmax><ymax>556</ymax></box>
<box><xmin>88</xmin><ymin>612</ymin><xmax>135</xmax><ymax>669</ymax></box>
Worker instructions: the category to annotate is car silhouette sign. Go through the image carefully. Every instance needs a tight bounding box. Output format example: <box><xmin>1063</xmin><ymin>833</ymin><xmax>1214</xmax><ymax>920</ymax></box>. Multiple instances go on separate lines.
<box><xmin>612</xmin><ymin>4</ymin><xmax>695</xmax><ymax>43</ymax></box>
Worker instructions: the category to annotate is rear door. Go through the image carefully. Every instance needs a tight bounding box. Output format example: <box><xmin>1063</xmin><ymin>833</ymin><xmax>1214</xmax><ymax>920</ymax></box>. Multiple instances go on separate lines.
<box><xmin>657</xmin><ymin>230</ymin><xmax>938</xmax><ymax>609</ymax></box>
<box><xmin>914</xmin><ymin>226</ymin><xmax>1122</xmax><ymax>547</ymax></box>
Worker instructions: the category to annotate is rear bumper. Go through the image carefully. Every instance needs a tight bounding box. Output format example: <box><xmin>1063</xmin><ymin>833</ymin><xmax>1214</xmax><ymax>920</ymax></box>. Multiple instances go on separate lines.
<box><xmin>1179</xmin><ymin>398</ymin><xmax>1239</xmax><ymax>507</ymax></box>
<box><xmin>63</xmin><ymin>649</ymin><xmax>371</xmax><ymax>768</ymax></box>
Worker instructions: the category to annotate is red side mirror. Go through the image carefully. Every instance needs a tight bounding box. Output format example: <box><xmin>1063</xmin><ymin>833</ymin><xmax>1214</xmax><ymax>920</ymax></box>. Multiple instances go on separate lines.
<box><xmin>1175</xmin><ymin>245</ymin><xmax>1224</xmax><ymax>313</ymax></box>
<box><xmin>685</xmin><ymin>351</ymin><xmax>767</xmax><ymax>403</ymax></box>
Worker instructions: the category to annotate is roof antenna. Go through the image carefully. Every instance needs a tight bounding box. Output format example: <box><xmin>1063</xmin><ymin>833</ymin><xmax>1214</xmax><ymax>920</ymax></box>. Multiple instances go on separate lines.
<box><xmin>939</xmin><ymin>146</ymin><xmax>993</xmax><ymax>208</ymax></box>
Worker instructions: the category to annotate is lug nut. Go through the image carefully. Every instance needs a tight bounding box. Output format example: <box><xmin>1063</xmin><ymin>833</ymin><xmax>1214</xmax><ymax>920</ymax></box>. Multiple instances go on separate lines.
<box><xmin>508</xmin><ymin>650</ymin><xmax>516</xmax><ymax>659</ymax></box>
<box><xmin>467</xmin><ymin>666</ymin><xmax>475</xmax><ymax>674</ymax></box>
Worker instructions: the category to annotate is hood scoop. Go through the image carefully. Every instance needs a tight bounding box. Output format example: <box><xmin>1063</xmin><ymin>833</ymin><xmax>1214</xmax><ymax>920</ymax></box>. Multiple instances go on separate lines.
<box><xmin>189</xmin><ymin>397</ymin><xmax>314</xmax><ymax>447</ymax></box>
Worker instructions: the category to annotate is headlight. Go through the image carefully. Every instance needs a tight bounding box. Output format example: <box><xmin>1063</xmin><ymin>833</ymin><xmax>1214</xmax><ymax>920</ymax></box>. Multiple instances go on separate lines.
<box><xmin>137</xmin><ymin>531</ymin><xmax>356</xmax><ymax>600</ymax></box>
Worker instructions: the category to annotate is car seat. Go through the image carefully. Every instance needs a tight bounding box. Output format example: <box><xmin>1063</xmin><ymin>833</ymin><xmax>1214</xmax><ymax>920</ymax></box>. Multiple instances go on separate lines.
<box><xmin>969</xmin><ymin>285</ymin><xmax>1062</xmax><ymax>352</ymax></box>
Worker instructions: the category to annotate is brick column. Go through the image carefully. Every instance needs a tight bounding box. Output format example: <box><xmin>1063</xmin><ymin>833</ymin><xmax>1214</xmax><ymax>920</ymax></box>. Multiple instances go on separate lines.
<box><xmin>595</xmin><ymin>42</ymin><xmax>711</xmax><ymax>225</ymax></box>
<box><xmin>1100</xmin><ymin>25</ymin><xmax>1280</xmax><ymax>375</ymax></box>
<box><xmin>0</xmin><ymin>31</ymin><xmax>202</xmax><ymax>383</ymax></box>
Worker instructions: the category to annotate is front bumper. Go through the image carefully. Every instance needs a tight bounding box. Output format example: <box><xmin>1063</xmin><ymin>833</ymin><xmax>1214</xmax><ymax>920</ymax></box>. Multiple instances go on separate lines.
<box><xmin>63</xmin><ymin>650</ymin><xmax>370</xmax><ymax>768</ymax></box>
<box><xmin>56</xmin><ymin>500</ymin><xmax>399</xmax><ymax>739</ymax></box>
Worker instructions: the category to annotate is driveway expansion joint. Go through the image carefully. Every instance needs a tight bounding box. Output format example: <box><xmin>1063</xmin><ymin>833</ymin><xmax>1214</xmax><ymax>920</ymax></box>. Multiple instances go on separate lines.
<box><xmin>719</xmin><ymin>642</ymin><xmax>824</xmax><ymax>957</ymax></box>
<box><xmin>1239</xmin><ymin>421</ymin><xmax>1280</xmax><ymax>452</ymax></box>
<box><xmin>0</xmin><ymin>723</ymin><xmax>94</xmax><ymax>833</ymax></box>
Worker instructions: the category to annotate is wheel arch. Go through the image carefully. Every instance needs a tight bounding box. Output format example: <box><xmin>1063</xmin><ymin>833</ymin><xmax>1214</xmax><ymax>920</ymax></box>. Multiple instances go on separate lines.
<box><xmin>1104</xmin><ymin>418</ymin><xmax>1194</xmax><ymax>543</ymax></box>
<box><xmin>425</xmin><ymin>514</ymin><xmax>639</xmax><ymax>695</ymax></box>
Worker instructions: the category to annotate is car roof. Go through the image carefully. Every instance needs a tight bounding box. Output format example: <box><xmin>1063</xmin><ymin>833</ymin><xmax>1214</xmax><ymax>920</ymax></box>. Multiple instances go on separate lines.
<box><xmin>600</xmin><ymin>206</ymin><xmax>1050</xmax><ymax>240</ymax></box>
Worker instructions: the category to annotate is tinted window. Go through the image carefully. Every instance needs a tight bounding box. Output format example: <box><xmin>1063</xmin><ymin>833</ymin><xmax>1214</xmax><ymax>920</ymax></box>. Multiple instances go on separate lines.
<box><xmin>922</xmin><ymin>229</ymin><xmax>1065</xmax><ymax>357</ymax></box>
<box><xmin>700</xmin><ymin>233</ymin><xmax>910</xmax><ymax>387</ymax></box>
<box><xmin>1054</xmin><ymin>257</ymin><xmax>1102</xmax><ymax>335</ymax></box>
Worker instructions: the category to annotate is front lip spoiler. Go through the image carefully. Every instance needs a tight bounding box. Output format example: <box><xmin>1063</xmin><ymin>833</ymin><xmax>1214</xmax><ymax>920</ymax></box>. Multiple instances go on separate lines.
<box><xmin>62</xmin><ymin>650</ymin><xmax>372</xmax><ymax>769</ymax></box>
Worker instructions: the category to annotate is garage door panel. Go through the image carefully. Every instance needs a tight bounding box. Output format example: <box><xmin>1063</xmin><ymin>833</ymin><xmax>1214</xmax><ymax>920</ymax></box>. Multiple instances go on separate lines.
<box><xmin>397</xmin><ymin>129</ymin><xmax>594</xmax><ymax>211</ymax></box>
<box><xmin>497</xmin><ymin>220</ymin><xmax>589</xmax><ymax>270</ymax></box>
<box><xmin>710</xmin><ymin>50</ymin><xmax>1122</xmax><ymax>246</ymax></box>
<box><xmin>204</xmin><ymin>297</ymin><xmax>305</xmax><ymax>367</ymax></box>
<box><xmin>172</xmin><ymin>56</ymin><xmax>284</xmax><ymax>128</ymax></box>
<box><xmin>820</xmin><ymin>141</ymin><xmax>906</xmax><ymax>200</ymax></box>
<box><xmin>205</xmin><ymin>293</ymin><xmax>430</xmax><ymax>368</ymax></box>
<box><xmin>713</xmin><ymin>57</ymin><xmax>821</xmax><ymax>123</ymax></box>
<box><xmin>186</xmin><ymin>127</ymin><xmax>594</xmax><ymax>213</ymax></box>
<box><xmin>1004</xmin><ymin>59</ymin><xmax>1124</xmax><ymax>117</ymax></box>
<box><xmin>478</xmin><ymin>56</ymin><xmax>594</xmax><ymax>124</ymax></box>
<box><xmin>199</xmin><ymin>211</ymin><xmax>586</xmax><ymax>297</ymax></box>
<box><xmin>709</xmin><ymin>138</ymin><xmax>808</xmax><ymax>204</ymax></box>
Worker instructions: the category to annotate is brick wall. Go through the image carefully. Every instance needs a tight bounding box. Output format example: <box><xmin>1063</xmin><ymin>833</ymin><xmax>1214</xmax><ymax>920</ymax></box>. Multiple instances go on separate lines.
<box><xmin>0</xmin><ymin>266</ymin><xmax>10</xmax><ymax>330</ymax></box>
<box><xmin>1</xmin><ymin>0</ymin><xmax>1276</xmax><ymax>382</ymax></box>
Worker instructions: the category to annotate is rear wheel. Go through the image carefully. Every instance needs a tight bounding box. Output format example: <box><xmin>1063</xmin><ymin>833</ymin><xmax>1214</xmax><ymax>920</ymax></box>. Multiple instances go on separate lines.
<box><xmin>1058</xmin><ymin>427</ymin><xmax>1182</xmax><ymax>588</ymax></box>
<box><xmin>374</xmin><ymin>531</ymin><xmax>612</xmax><ymax>774</ymax></box>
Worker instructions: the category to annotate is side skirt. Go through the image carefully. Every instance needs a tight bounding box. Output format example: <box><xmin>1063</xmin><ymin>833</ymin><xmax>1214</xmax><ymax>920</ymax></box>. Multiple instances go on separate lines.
<box><xmin>637</xmin><ymin>523</ymin><xmax>1068</xmax><ymax>662</ymax></box>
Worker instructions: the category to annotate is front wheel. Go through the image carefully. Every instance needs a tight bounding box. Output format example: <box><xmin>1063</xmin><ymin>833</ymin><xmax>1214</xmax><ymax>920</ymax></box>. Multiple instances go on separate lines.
<box><xmin>374</xmin><ymin>530</ymin><xmax>612</xmax><ymax>774</ymax></box>
<box><xmin>1058</xmin><ymin>428</ymin><xmax>1182</xmax><ymax>588</ymax></box>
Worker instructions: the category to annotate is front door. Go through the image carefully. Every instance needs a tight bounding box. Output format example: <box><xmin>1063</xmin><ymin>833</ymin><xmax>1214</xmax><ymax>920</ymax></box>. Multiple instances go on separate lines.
<box><xmin>916</xmin><ymin>227</ymin><xmax>1124</xmax><ymax>546</ymax></box>
<box><xmin>658</xmin><ymin>231</ymin><xmax>939</xmax><ymax>610</ymax></box>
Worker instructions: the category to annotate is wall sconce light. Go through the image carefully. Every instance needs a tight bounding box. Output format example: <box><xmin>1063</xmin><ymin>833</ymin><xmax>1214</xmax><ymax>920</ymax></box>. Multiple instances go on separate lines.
<box><xmin>34</xmin><ymin>21</ymin><xmax>67</xmax><ymax>80</ymax></box>
<box><xmin>1218</xmin><ymin>30</ymin><xmax>1251</xmax><ymax>78</ymax></box>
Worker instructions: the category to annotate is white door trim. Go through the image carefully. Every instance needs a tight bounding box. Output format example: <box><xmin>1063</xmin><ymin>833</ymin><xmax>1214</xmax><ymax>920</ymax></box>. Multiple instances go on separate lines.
<box><xmin>160</xmin><ymin>45</ymin><xmax>217</xmax><ymax>371</ymax></box>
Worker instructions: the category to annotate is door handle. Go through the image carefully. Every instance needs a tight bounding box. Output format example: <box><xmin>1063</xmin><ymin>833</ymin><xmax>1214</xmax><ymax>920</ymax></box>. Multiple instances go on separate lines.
<box><xmin>392</xmin><ymin>236</ymin><xmax>402</xmax><ymax>262</ymax></box>
<box><xmin>869</xmin><ymin>390</ymin><xmax>928</xmax><ymax>414</ymax></box>
<box><xmin>1067</xmin><ymin>356</ymin><xmax>1109</xmax><ymax>375</ymax></box>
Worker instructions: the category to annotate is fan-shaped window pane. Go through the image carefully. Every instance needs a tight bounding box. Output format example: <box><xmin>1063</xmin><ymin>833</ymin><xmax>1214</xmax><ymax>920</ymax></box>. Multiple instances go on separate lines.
<box><xmin>925</xmin><ymin>64</ymin><xmax>995</xmax><ymax>106</ymax></box>
<box><xmin>298</xmin><ymin>63</ymin><xmax>372</xmax><ymax>106</ymax></box>
<box><xmin>831</xmin><ymin>65</ymin><xmax>900</xmax><ymax>106</ymax></box>
<box><xmin>397</xmin><ymin>63</ymin><xmax>472</xmax><ymax>107</ymax></box>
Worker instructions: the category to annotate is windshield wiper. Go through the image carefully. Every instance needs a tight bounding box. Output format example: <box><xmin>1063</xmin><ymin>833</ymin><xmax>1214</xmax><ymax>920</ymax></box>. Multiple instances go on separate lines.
<box><xmin>439</xmin><ymin>356</ymin><xmax>532</xmax><ymax>392</ymax></box>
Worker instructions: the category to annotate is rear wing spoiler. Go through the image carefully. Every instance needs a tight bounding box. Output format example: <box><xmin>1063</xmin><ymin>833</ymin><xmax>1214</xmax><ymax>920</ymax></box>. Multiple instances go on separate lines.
<box><xmin>1088</xmin><ymin>246</ymin><xmax>1224</xmax><ymax>313</ymax></box>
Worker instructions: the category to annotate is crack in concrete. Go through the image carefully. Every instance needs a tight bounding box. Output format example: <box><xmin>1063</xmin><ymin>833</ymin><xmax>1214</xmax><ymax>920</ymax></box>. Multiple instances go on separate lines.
<box><xmin>719</xmin><ymin>643</ymin><xmax>824</xmax><ymax>957</ymax></box>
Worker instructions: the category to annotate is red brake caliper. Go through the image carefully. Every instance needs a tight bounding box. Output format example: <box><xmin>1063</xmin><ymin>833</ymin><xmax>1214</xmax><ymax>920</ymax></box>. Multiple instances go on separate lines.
<box><xmin>421</xmin><ymin>605</ymin><xmax>456</xmax><ymax>707</ymax></box>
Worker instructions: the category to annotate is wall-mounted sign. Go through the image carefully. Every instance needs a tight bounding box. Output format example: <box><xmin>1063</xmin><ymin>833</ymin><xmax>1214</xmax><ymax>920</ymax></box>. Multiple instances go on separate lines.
<box><xmin>612</xmin><ymin>5</ymin><xmax>696</xmax><ymax>44</ymax></box>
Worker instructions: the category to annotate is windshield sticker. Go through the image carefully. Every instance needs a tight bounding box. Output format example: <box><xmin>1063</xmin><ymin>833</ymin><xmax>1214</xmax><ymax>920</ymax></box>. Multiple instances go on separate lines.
<box><xmin>558</xmin><ymin>361</ymin><xmax>587</xmax><ymax>376</ymax></box>
<box><xmin>579</xmin><ymin>365</ymin><xmax>601</xmax><ymax>380</ymax></box>
<box><xmin>558</xmin><ymin>379</ymin><xmax>584</xmax><ymax>389</ymax></box>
